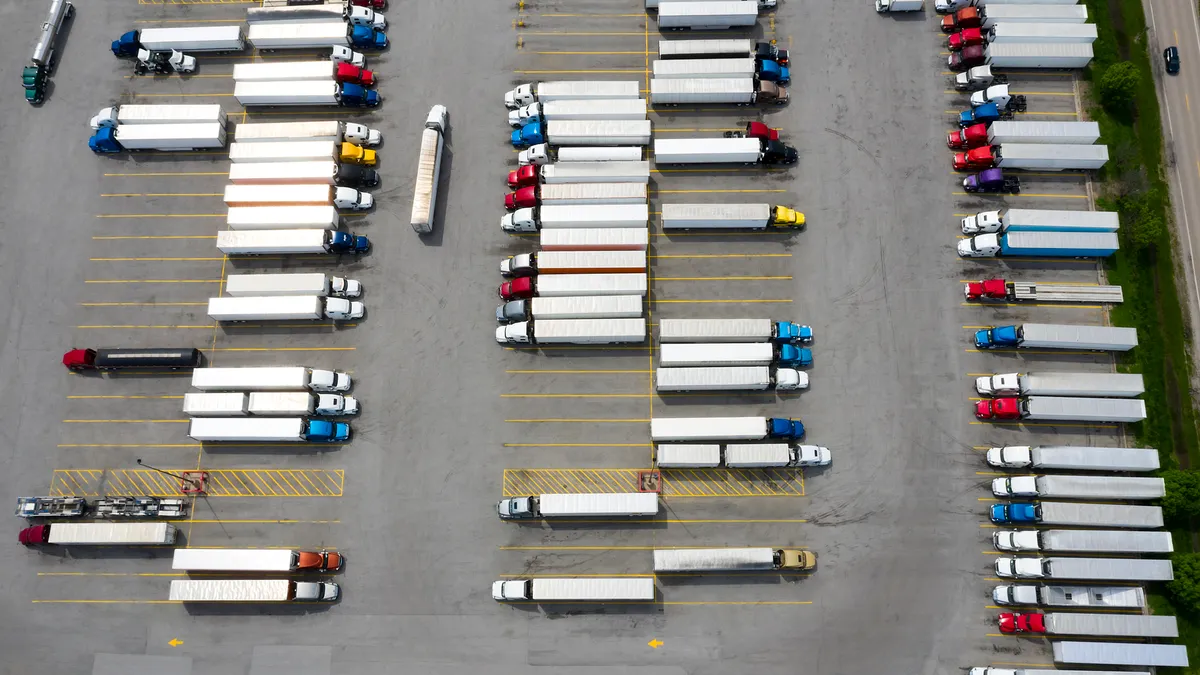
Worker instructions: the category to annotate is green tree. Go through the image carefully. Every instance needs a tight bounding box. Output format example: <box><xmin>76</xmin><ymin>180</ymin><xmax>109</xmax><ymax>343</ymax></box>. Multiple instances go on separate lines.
<box><xmin>1167</xmin><ymin>553</ymin><xmax>1200</xmax><ymax>615</ymax></box>
<box><xmin>1161</xmin><ymin>469</ymin><xmax>1200</xmax><ymax>522</ymax></box>
<box><xmin>1098</xmin><ymin>61</ymin><xmax>1141</xmax><ymax>114</ymax></box>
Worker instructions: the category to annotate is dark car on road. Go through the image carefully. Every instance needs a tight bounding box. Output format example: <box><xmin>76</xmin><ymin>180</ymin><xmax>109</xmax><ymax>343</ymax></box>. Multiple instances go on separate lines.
<box><xmin>1165</xmin><ymin>46</ymin><xmax>1181</xmax><ymax>74</ymax></box>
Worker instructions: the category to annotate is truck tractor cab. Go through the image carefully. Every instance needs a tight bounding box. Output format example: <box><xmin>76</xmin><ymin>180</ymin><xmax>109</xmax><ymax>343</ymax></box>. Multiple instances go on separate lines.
<box><xmin>962</xmin><ymin>168</ymin><xmax>1019</xmax><ymax>194</ymax></box>
<box><xmin>769</xmin><ymin>205</ymin><xmax>805</xmax><ymax>229</ymax></box>
<box><xmin>508</xmin><ymin>165</ymin><xmax>538</xmax><ymax>188</ymax></box>
<box><xmin>948</xmin><ymin>44</ymin><xmax>985</xmax><ymax>71</ymax></box>
<box><xmin>22</xmin><ymin>65</ymin><xmax>47</xmax><ymax>104</ymax></box>
<box><xmin>974</xmin><ymin>324</ymin><xmax>1019</xmax><ymax>349</ymax></box>
<box><xmin>969</xmin><ymin>84</ymin><xmax>1026</xmax><ymax>112</ymax></box>
<box><xmin>512</xmin><ymin>120</ymin><xmax>544</xmax><ymax>148</ymax></box>
<box><xmin>997</xmin><ymin>612</ymin><xmax>1045</xmax><ymax>634</ymax></box>
<box><xmin>335</xmin><ymin>62</ymin><xmax>374</xmax><ymax>86</ymax></box>
<box><xmin>767</xmin><ymin>417</ymin><xmax>806</xmax><ymax>440</ymax></box>
<box><xmin>338</xmin><ymin>83</ymin><xmax>380</xmax><ymax>107</ymax></box>
<box><xmin>498</xmin><ymin>277</ymin><xmax>534</xmax><ymax>300</ymax></box>
<box><xmin>762</xmin><ymin>140</ymin><xmax>799</xmax><ymax>165</ymax></box>
<box><xmin>755</xmin><ymin>41</ymin><xmax>788</xmax><ymax>66</ymax></box>
<box><xmin>959</xmin><ymin>102</ymin><xmax>1014</xmax><ymax>128</ymax></box>
<box><xmin>505</xmin><ymin>186</ymin><xmax>538</xmax><ymax>211</ymax></box>
<box><xmin>111</xmin><ymin>30</ymin><xmax>141</xmax><ymax>58</ymax></box>
<box><xmin>975</xmin><ymin>397</ymin><xmax>1021</xmax><ymax>420</ymax></box>
<box><xmin>964</xmin><ymin>279</ymin><xmax>1009</xmax><ymax>300</ymax></box>
<box><xmin>953</xmin><ymin>145</ymin><xmax>1000</xmax><ymax>171</ymax></box>
<box><xmin>294</xmin><ymin>581</ymin><xmax>340</xmax><ymax>602</ymax></box>
<box><xmin>954</xmin><ymin>64</ymin><xmax>1007</xmax><ymax>91</ymax></box>
<box><xmin>757</xmin><ymin>59</ymin><xmax>790</xmax><ymax>86</ymax></box>
<box><xmin>329</xmin><ymin>231</ymin><xmax>371</xmax><ymax>254</ymax></box>
<box><xmin>329</xmin><ymin>45</ymin><xmax>367</xmax><ymax>69</ymax></box>
<box><xmin>794</xmin><ymin>445</ymin><xmax>832</xmax><ymax>466</ymax></box>
<box><xmin>778</xmin><ymin>344</ymin><xmax>814</xmax><ymax>367</ymax></box>
<box><xmin>940</xmin><ymin>6</ymin><xmax>981</xmax><ymax>33</ymax></box>
<box><xmin>777</xmin><ymin>549</ymin><xmax>817</xmax><ymax>569</ymax></box>
<box><xmin>947</xmin><ymin>123</ymin><xmax>988</xmax><ymax>149</ymax></box>
<box><xmin>725</xmin><ymin>121</ymin><xmax>779</xmax><ymax>142</ymax></box>
<box><xmin>337</xmin><ymin>165</ymin><xmax>380</xmax><ymax>188</ymax></box>
<box><xmin>496</xmin><ymin>496</ymin><xmax>536</xmax><ymax>519</ymax></box>
<box><xmin>133</xmin><ymin>49</ymin><xmax>196</xmax><ymax>75</ymax></box>
<box><xmin>947</xmin><ymin>27</ymin><xmax>984</xmax><ymax>51</ymax></box>
<box><xmin>339</xmin><ymin>142</ymin><xmax>377</xmax><ymax>166</ymax></box>
<box><xmin>989</xmin><ymin>502</ymin><xmax>1038</xmax><ymax>524</ymax></box>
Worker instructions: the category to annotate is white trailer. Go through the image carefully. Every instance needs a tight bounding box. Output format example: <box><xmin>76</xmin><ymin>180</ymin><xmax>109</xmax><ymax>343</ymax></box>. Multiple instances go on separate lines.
<box><xmin>191</xmin><ymin>366</ymin><xmax>350</xmax><ymax>392</ymax></box>
<box><xmin>657</xmin><ymin>38</ymin><xmax>757</xmax><ymax>59</ymax></box>
<box><xmin>228</xmin><ymin>161</ymin><xmax>341</xmax><ymax>185</ymax></box>
<box><xmin>500</xmin><ymin>251</ymin><xmax>648</xmax><ymax>276</ymax></box>
<box><xmin>654</xmin><ymin>137</ymin><xmax>762</xmax><ymax>163</ymax></box>
<box><xmin>1037</xmin><ymin>614</ymin><xmax>1178</xmax><ymax>638</ymax></box>
<box><xmin>985</xmin><ymin>121</ymin><xmax>1102</xmax><ymax>146</ymax></box>
<box><xmin>246</xmin><ymin>22</ymin><xmax>369</xmax><ymax>50</ymax></box>
<box><xmin>248</xmin><ymin>391</ymin><xmax>357</xmax><ymax>416</ymax></box>
<box><xmin>655</xmin><ymin>366</ymin><xmax>807</xmax><ymax>391</ymax></box>
<box><xmin>187</xmin><ymin>417</ymin><xmax>349</xmax><ymax>443</ymax></box>
<box><xmin>660</xmin><ymin>203</ymin><xmax>802</xmax><ymax>230</ymax></box>
<box><xmin>1052</xmin><ymin>642</ymin><xmax>1189</xmax><ymax>668</ymax></box>
<box><xmin>496</xmin><ymin>492</ymin><xmax>660</xmax><ymax>519</ymax></box>
<box><xmin>411</xmin><ymin>104</ymin><xmax>447</xmax><ymax>234</ymax></box>
<box><xmin>183</xmin><ymin>392</ymin><xmax>248</xmax><ymax>416</ymax></box>
<box><xmin>223</xmin><ymin>185</ymin><xmax>372</xmax><ymax>210</ymax></box>
<box><xmin>215</xmin><ymin>229</ymin><xmax>367</xmax><ymax>256</ymax></box>
<box><xmin>653</xmin><ymin>548</ymin><xmax>815</xmax><ymax>572</ymax></box>
<box><xmin>508</xmin><ymin>273</ymin><xmax>649</xmax><ymax>297</ymax></box>
<box><xmin>519</xmin><ymin>145</ymin><xmax>644</xmax><ymax>166</ymax></box>
<box><xmin>168</xmin><ymin>579</ymin><xmax>339</xmax><ymax>602</ymax></box>
<box><xmin>981</xmin><ymin>5</ymin><xmax>1088</xmax><ymax>27</ymax></box>
<box><xmin>961</xmin><ymin>208</ymin><xmax>1119</xmax><ymax>235</ymax></box>
<box><xmin>504</xmin><ymin>81</ymin><xmax>641</xmax><ymax>108</ymax></box>
<box><xmin>245</xmin><ymin>5</ymin><xmax>386</xmax><ymax>29</ymax></box>
<box><xmin>493</xmin><ymin>578</ymin><xmax>656</xmax><ymax>601</ymax></box>
<box><xmin>229</xmin><ymin>141</ymin><xmax>339</xmax><ymax>163</ymax></box>
<box><xmin>995</xmin><ymin>556</ymin><xmax>1174</xmax><ymax>581</ymax></box>
<box><xmin>650</xmin><ymin>416</ymin><xmax>795</xmax><ymax>441</ymax></box>
<box><xmin>993</xmin><ymin>475</ymin><xmax>1164</xmax><ymax>499</ymax></box>
<box><xmin>226</xmin><ymin>205</ymin><xmax>339</xmax><ymax>230</ymax></box>
<box><xmin>225</xmin><ymin>272</ymin><xmax>361</xmax><ymax>298</ymax></box>
<box><xmin>231</xmin><ymin>60</ymin><xmax>340</xmax><ymax>81</ymax></box>
<box><xmin>657</xmin><ymin>2</ymin><xmax>760</xmax><ymax>30</ymax></box>
<box><xmin>540</xmin><ymin>228</ymin><xmax>649</xmax><ymax>251</ymax></box>
<box><xmin>991</xmin><ymin>323</ymin><xmax>1139</xmax><ymax>351</ymax></box>
<box><xmin>172</xmin><ymin>548</ymin><xmax>342</xmax><ymax>572</ymax></box>
<box><xmin>988</xmin><ymin>22</ymin><xmax>1098</xmax><ymax>43</ymax></box>
<box><xmin>89</xmin><ymin>104</ymin><xmax>226</xmax><ymax>130</ymax></box>
<box><xmin>502</xmin><ymin>204</ymin><xmax>649</xmax><ymax>233</ymax></box>
<box><xmin>649</xmin><ymin>78</ymin><xmax>789</xmax><ymax>105</ymax></box>
<box><xmin>985</xmin><ymin>445</ymin><xmax>1160</xmax><ymax>472</ymax></box>
<box><xmin>992</xmin><ymin>584</ymin><xmax>1146</xmax><ymax>609</ymax></box>
<box><xmin>135</xmin><ymin>26</ymin><xmax>244</xmax><ymax>52</ymax></box>
<box><xmin>983</xmin><ymin>42</ymin><xmax>1094</xmax><ymax>68</ymax></box>
<box><xmin>508</xmin><ymin>99</ymin><xmax>648</xmax><ymax>128</ymax></box>
<box><xmin>655</xmin><ymin>444</ymin><xmax>722</xmax><ymax>467</ymax></box>
<box><xmin>725</xmin><ymin>443</ymin><xmax>829</xmax><ymax>467</ymax></box>
<box><xmin>233</xmin><ymin>120</ymin><xmax>380</xmax><ymax>146</ymax></box>
<box><xmin>207</xmin><ymin>295</ymin><xmax>363</xmax><ymax>321</ymax></box>
<box><xmin>993</xmin><ymin>529</ymin><xmax>1174</xmax><ymax>554</ymax></box>
<box><xmin>536</xmin><ymin>161</ymin><xmax>651</xmax><ymax>184</ymax></box>
<box><xmin>939</xmin><ymin>0</ymin><xmax>1081</xmax><ymax>11</ymax></box>
<box><xmin>659</xmin><ymin>343</ymin><xmax>779</xmax><ymax>367</ymax></box>
<box><xmin>975</xmin><ymin>372</ymin><xmax>1145</xmax><ymax>397</ymax></box>
<box><xmin>496</xmin><ymin>295</ymin><xmax>644</xmax><ymax>323</ymax></box>
<box><xmin>658</xmin><ymin>318</ymin><xmax>806</xmax><ymax>343</ymax></box>
<box><xmin>103</xmin><ymin>123</ymin><xmax>226</xmax><ymax>151</ymax></box>
<box><xmin>652</xmin><ymin>57</ymin><xmax>756</xmax><ymax>78</ymax></box>
<box><xmin>522</xmin><ymin>183</ymin><xmax>648</xmax><ymax>206</ymax></box>
<box><xmin>233</xmin><ymin>80</ymin><xmax>349</xmax><ymax>107</ymax></box>
<box><xmin>542</xmin><ymin>120</ymin><xmax>653</xmax><ymax>146</ymax></box>
<box><xmin>40</xmin><ymin>522</ymin><xmax>177</xmax><ymax>545</ymax></box>
<box><xmin>990</xmin><ymin>143</ymin><xmax>1109</xmax><ymax>171</ymax></box>
<box><xmin>496</xmin><ymin>318</ymin><xmax>647</xmax><ymax>345</ymax></box>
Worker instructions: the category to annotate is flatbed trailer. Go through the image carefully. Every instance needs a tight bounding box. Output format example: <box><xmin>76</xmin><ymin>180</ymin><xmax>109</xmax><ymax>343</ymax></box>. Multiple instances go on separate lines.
<box><xmin>16</xmin><ymin>496</ymin><xmax>86</xmax><ymax>518</ymax></box>
<box><xmin>965</xmin><ymin>279</ymin><xmax>1124</xmax><ymax>303</ymax></box>
<box><xmin>94</xmin><ymin>497</ymin><xmax>187</xmax><ymax>518</ymax></box>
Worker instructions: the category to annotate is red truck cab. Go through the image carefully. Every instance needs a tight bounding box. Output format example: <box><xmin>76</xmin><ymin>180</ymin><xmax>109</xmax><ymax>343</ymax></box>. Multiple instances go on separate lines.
<box><xmin>508</xmin><ymin>165</ymin><xmax>538</xmax><ymax>189</ymax></box>
<box><xmin>953</xmin><ymin>145</ymin><xmax>996</xmax><ymax>170</ymax></box>
<box><xmin>499</xmin><ymin>277</ymin><xmax>534</xmax><ymax>300</ymax></box>
<box><xmin>947</xmin><ymin>123</ymin><xmax>989</xmax><ymax>150</ymax></box>
<box><xmin>998</xmin><ymin>612</ymin><xmax>1045</xmax><ymax>634</ymax></box>
<box><xmin>297</xmin><ymin>550</ymin><xmax>344</xmax><ymax>571</ymax></box>
<box><xmin>62</xmin><ymin>348</ymin><xmax>97</xmax><ymax>371</ymax></box>
<box><xmin>941</xmin><ymin>6</ymin><xmax>981</xmax><ymax>32</ymax></box>
<box><xmin>948</xmin><ymin>27</ymin><xmax>984</xmax><ymax>51</ymax></box>
<box><xmin>335</xmin><ymin>62</ymin><xmax>375</xmax><ymax>86</ymax></box>
<box><xmin>964</xmin><ymin>279</ymin><xmax>1008</xmax><ymax>300</ymax></box>
<box><xmin>18</xmin><ymin>525</ymin><xmax>49</xmax><ymax>545</ymax></box>
<box><xmin>504</xmin><ymin>186</ymin><xmax>538</xmax><ymax>210</ymax></box>
<box><xmin>975</xmin><ymin>398</ymin><xmax>1021</xmax><ymax>420</ymax></box>
<box><xmin>743</xmin><ymin>121</ymin><xmax>779</xmax><ymax>141</ymax></box>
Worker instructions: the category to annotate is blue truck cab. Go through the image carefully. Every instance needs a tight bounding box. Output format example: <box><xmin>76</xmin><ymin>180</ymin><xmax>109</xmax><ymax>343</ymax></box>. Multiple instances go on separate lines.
<box><xmin>303</xmin><ymin>419</ymin><xmax>351</xmax><ymax>442</ymax></box>
<box><xmin>767</xmin><ymin>417</ymin><xmax>805</xmax><ymax>440</ymax></box>
<box><xmin>774</xmin><ymin>321</ymin><xmax>814</xmax><ymax>344</ymax></box>
<box><xmin>512</xmin><ymin>121</ymin><xmax>544</xmax><ymax>148</ymax></box>
<box><xmin>758</xmin><ymin>59</ymin><xmax>790</xmax><ymax>86</ymax></box>
<box><xmin>339</xmin><ymin>83</ymin><xmax>380</xmax><ymax>107</ymax></box>
<box><xmin>777</xmin><ymin>344</ymin><xmax>813</xmax><ymax>367</ymax></box>
<box><xmin>351</xmin><ymin>25</ymin><xmax>388</xmax><ymax>49</ymax></box>
<box><xmin>111</xmin><ymin>30</ymin><xmax>140</xmax><ymax>57</ymax></box>
<box><xmin>330</xmin><ymin>231</ymin><xmax>371</xmax><ymax>254</ymax></box>
<box><xmin>989</xmin><ymin>502</ymin><xmax>1038</xmax><ymax>524</ymax></box>
<box><xmin>958</xmin><ymin>102</ymin><xmax>1002</xmax><ymax>127</ymax></box>
<box><xmin>973</xmin><ymin>325</ymin><xmax>1019</xmax><ymax>349</ymax></box>
<box><xmin>88</xmin><ymin>127</ymin><xmax>123</xmax><ymax>154</ymax></box>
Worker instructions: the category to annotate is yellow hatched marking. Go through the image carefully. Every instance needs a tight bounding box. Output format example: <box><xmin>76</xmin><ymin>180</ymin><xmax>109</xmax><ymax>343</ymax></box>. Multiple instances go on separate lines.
<box><xmin>501</xmin><ymin>469</ymin><xmax>805</xmax><ymax>497</ymax></box>
<box><xmin>49</xmin><ymin>469</ymin><xmax>343</xmax><ymax>497</ymax></box>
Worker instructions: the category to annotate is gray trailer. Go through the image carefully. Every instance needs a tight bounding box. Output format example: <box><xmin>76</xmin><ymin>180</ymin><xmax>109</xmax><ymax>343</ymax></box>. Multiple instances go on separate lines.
<box><xmin>1040</xmin><ymin>613</ymin><xmax>1178</xmax><ymax>638</ymax></box>
<box><xmin>985</xmin><ymin>445</ymin><xmax>1160</xmax><ymax>472</ymax></box>
<box><xmin>997</xmin><ymin>501</ymin><xmax>1164</xmax><ymax>529</ymax></box>
<box><xmin>992</xmin><ymin>475</ymin><xmax>1165</xmax><ymax>500</ymax></box>
<box><xmin>1052</xmin><ymin>641</ymin><xmax>1189</xmax><ymax>668</ymax></box>
<box><xmin>995</xmin><ymin>556</ymin><xmax>1175</xmax><ymax>581</ymax></box>
<box><xmin>993</xmin><ymin>529</ymin><xmax>1174</xmax><ymax>553</ymax></box>
<box><xmin>975</xmin><ymin>372</ymin><xmax>1145</xmax><ymax>397</ymax></box>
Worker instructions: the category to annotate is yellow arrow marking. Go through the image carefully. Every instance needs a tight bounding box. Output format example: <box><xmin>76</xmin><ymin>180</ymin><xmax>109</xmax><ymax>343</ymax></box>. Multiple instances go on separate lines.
<box><xmin>168</xmin><ymin>638</ymin><xmax>183</xmax><ymax>647</ymax></box>
<box><xmin>648</xmin><ymin>639</ymin><xmax>663</xmax><ymax>649</ymax></box>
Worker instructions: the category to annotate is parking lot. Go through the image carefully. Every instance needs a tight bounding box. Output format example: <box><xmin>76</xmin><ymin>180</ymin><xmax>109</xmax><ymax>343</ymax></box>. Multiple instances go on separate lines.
<box><xmin>0</xmin><ymin>0</ymin><xmax>1141</xmax><ymax>673</ymax></box>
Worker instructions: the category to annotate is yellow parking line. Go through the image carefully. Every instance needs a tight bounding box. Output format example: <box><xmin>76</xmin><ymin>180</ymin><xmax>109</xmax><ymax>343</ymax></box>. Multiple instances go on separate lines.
<box><xmin>653</xmin><ymin>299</ymin><xmax>793</xmax><ymax>304</ymax></box>
<box><xmin>505</xmin><ymin>418</ymin><xmax>649</xmax><ymax>423</ymax></box>
<box><xmin>93</xmin><ymin>235</ymin><xmax>217</xmax><ymax>240</ymax></box>
<box><xmin>506</xmin><ymin>369</ymin><xmax>649</xmax><ymax>374</ymax></box>
<box><xmin>95</xmin><ymin>214</ymin><xmax>225</xmax><ymax>218</ymax></box>
<box><xmin>651</xmin><ymin>253</ymin><xmax>791</xmax><ymax>258</ymax></box>
<box><xmin>503</xmin><ymin>443</ymin><xmax>651</xmax><ymax>447</ymax></box>
<box><xmin>952</xmin><ymin>192</ymin><xmax>1089</xmax><ymax>199</ymax></box>
<box><xmin>654</xmin><ymin>276</ymin><xmax>792</xmax><ymax>281</ymax></box>
<box><xmin>80</xmin><ymin>302</ymin><xmax>206</xmax><ymax>307</ymax></box>
<box><xmin>100</xmin><ymin>193</ymin><xmax>222</xmax><ymax>197</ymax></box>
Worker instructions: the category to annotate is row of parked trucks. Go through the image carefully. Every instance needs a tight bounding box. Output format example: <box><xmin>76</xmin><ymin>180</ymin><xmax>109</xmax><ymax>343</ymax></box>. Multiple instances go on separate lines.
<box><xmin>182</xmin><ymin>366</ymin><xmax>354</xmax><ymax>442</ymax></box>
<box><xmin>498</xmin><ymin>203</ymin><xmax>804</xmax><ymax>233</ymax></box>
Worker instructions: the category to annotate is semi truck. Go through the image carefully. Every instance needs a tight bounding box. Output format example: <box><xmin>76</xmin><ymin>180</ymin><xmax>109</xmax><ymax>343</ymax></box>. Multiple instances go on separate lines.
<box><xmin>18</xmin><ymin>522</ymin><xmax>177</xmax><ymax>546</ymax></box>
<box><xmin>992</xmin><ymin>584</ymin><xmax>1146</xmax><ymax>609</ymax></box>
<box><xmin>986</xmin><ymin>445</ymin><xmax>1159</xmax><ymax>472</ymax></box>
<box><xmin>245</xmin><ymin>4</ymin><xmax>386</xmax><ymax>28</ymax></box>
<box><xmin>89</xmin><ymin>104</ymin><xmax>225</xmax><ymax>130</ymax></box>
<box><xmin>1051</xmin><ymin>642</ymin><xmax>1189</xmax><ymax>668</ymax></box>
<box><xmin>223</xmin><ymin>185</ymin><xmax>372</xmax><ymax>210</ymax></box>
<box><xmin>655</xmin><ymin>366</ymin><xmax>808</xmax><ymax>391</ymax></box>
<box><xmin>495</xmin><ymin>318</ymin><xmax>647</xmax><ymax>345</ymax></box>
<box><xmin>234</xmin><ymin>80</ymin><xmax>380</xmax><ymax>108</ymax></box>
<box><xmin>87</xmin><ymin>123</ymin><xmax>226</xmax><ymax>154</ymax></box>
<box><xmin>994</xmin><ymin>556</ymin><xmax>1174</xmax><ymax>581</ymax></box>
<box><xmin>499</xmin><ymin>274</ymin><xmax>648</xmax><ymax>300</ymax></box>
<box><xmin>501</xmin><ymin>204</ymin><xmax>649</xmax><ymax>233</ymax></box>
<box><xmin>187</xmin><ymin>417</ymin><xmax>350</xmax><ymax>443</ymax></box>
<box><xmin>111</xmin><ymin>26</ymin><xmax>244</xmax><ymax>57</ymax></box>
<box><xmin>653</xmin><ymin>137</ymin><xmax>798</xmax><ymax>165</ymax></box>
<box><xmin>993</xmin><ymin>529</ymin><xmax>1174</xmax><ymax>554</ymax></box>
<box><xmin>964</xmin><ymin>279</ymin><xmax>1124</xmax><ymax>303</ymax></box>
<box><xmin>183</xmin><ymin>391</ymin><xmax>357</xmax><ymax>416</ymax></box>
<box><xmin>992</xmin><ymin>475</ymin><xmax>1165</xmax><ymax>499</ymax></box>
<box><xmin>225</xmin><ymin>206</ymin><xmax>340</xmax><ymax>231</ymax></box>
<box><xmin>974</xmin><ymin>396</ymin><xmax>1147</xmax><ymax>423</ymax></box>
<box><xmin>506</xmin><ymin>183</ymin><xmax>647</xmax><ymax>210</ymax></box>
<box><xmin>231</xmin><ymin>60</ymin><xmax>374</xmax><ymax>85</ymax></box>
<box><xmin>653</xmin><ymin>548</ymin><xmax>816</xmax><ymax>572</ymax></box>
<box><xmin>496</xmin><ymin>295</ymin><xmax>644</xmax><ymax>323</ymax></box>
<box><xmin>654</xmin><ymin>443</ymin><xmax>830</xmax><ymax>467</ymax></box>
<box><xmin>948</xmin><ymin>121</ymin><xmax>1101</xmax><ymax>149</ymax></box>
<box><xmin>650</xmin><ymin>416</ymin><xmax>805</xmax><ymax>441</ymax></box>
<box><xmin>168</xmin><ymin>579</ymin><xmax>339</xmax><ymax>603</ymax></box>
<box><xmin>226</xmin><ymin>273</ymin><xmax>361</xmax><ymax>298</ymax></box>
<box><xmin>657</xmin><ymin>38</ymin><xmax>788</xmax><ymax>63</ymax></box>
<box><xmin>216</xmin><ymin>229</ymin><xmax>370</xmax><ymax>255</ymax></box>
<box><xmin>973</xmin><ymin>323</ymin><xmax>1138</xmax><ymax>351</ymax></box>
<box><xmin>656</xmin><ymin>1</ymin><xmax>760</xmax><ymax>30</ymax></box>
<box><xmin>987</xmin><ymin>22</ymin><xmax>1098</xmax><ymax>44</ymax></box>
<box><xmin>61</xmin><ymin>347</ymin><xmax>202</xmax><ymax>372</ymax></box>
<box><xmin>998</xmin><ymin>612</ymin><xmax>1177</xmax><ymax>638</ymax></box>
<box><xmin>493</xmin><ymin>578</ymin><xmax>655</xmax><ymax>602</ymax></box>
<box><xmin>651</xmin><ymin>57</ymin><xmax>788</xmax><ymax>84</ymax></box>
<box><xmin>958</xmin><ymin>231</ymin><xmax>1120</xmax><ymax>258</ymax></box>
<box><xmin>649</xmin><ymin>77</ymin><xmax>789</xmax><ymax>105</ymax></box>
<box><xmin>233</xmin><ymin>120</ymin><xmax>381</xmax><ymax>146</ymax></box>
<box><xmin>508</xmin><ymin>99</ymin><xmax>648</xmax><ymax>128</ymax></box>
<box><xmin>658</xmin><ymin>318</ymin><xmax>812</xmax><ymax>344</ymax></box>
<box><xmin>496</xmin><ymin>492</ymin><xmax>659</xmax><ymax>519</ymax></box>
<box><xmin>975</xmin><ymin>372</ymin><xmax>1144</xmax><ymax>397</ymax></box>
<box><xmin>660</xmin><ymin>203</ymin><xmax>804</xmax><ymax>230</ymax></box>
<box><xmin>500</xmin><ymin>251</ymin><xmax>647</xmax><ymax>276</ymax></box>
<box><xmin>508</xmin><ymin>161</ymin><xmax>651</xmax><ymax>187</ymax></box>
<box><xmin>540</xmin><ymin>228</ymin><xmax>650</xmax><ymax>251</ymax></box>
<box><xmin>504</xmin><ymin>80</ymin><xmax>641</xmax><ymax>108</ymax></box>
<box><xmin>518</xmin><ymin>144</ymin><xmax>643</xmax><ymax>166</ymax></box>
<box><xmin>950</xmin><ymin>42</ymin><xmax>1093</xmax><ymax>70</ymax></box>
<box><xmin>658</xmin><ymin>342</ymin><xmax>813</xmax><ymax>367</ymax></box>
<box><xmin>512</xmin><ymin>120</ymin><xmax>653</xmax><ymax>148</ymax></box>
<box><xmin>411</xmin><ymin>104</ymin><xmax>448</xmax><ymax>234</ymax></box>
<box><xmin>246</xmin><ymin>21</ymin><xmax>387</xmax><ymax>50</ymax></box>
<box><xmin>191</xmin><ymin>366</ymin><xmax>351</xmax><ymax>392</ymax></box>
<box><xmin>172</xmin><ymin>548</ymin><xmax>343</xmax><ymax>572</ymax></box>
<box><xmin>227</xmin><ymin>161</ymin><xmax>379</xmax><ymax>188</ymax></box>
<box><xmin>229</xmin><ymin>140</ymin><xmax>375</xmax><ymax>165</ymax></box>
<box><xmin>989</xmin><ymin>502</ymin><xmax>1164</xmax><ymax>528</ymax></box>
<box><xmin>953</xmin><ymin>143</ymin><xmax>1109</xmax><ymax>171</ymax></box>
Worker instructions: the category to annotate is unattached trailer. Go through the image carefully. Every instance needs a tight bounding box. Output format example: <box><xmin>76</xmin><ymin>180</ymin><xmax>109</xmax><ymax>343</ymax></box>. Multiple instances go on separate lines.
<box><xmin>656</xmin><ymin>2</ymin><xmax>760</xmax><ymax>30</ymax></box>
<box><xmin>1052</xmin><ymin>641</ymin><xmax>1189</xmax><ymax>668</ymax></box>
<box><xmin>540</xmin><ymin>228</ymin><xmax>649</xmax><ymax>251</ymax></box>
<box><xmin>183</xmin><ymin>392</ymin><xmax>249</xmax><ymax>416</ymax></box>
<box><xmin>655</xmin><ymin>443</ymin><xmax>722</xmax><ymax>467</ymax></box>
<box><xmin>986</xmin><ymin>445</ymin><xmax>1160</xmax><ymax>472</ymax></box>
<box><xmin>653</xmin><ymin>57</ymin><xmax>757</xmax><ymax>78</ymax></box>
<box><xmin>226</xmin><ymin>205</ymin><xmax>339</xmax><ymax>230</ymax></box>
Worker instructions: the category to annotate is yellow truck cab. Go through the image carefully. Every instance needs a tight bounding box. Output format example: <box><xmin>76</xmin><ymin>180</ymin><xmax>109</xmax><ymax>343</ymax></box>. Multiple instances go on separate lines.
<box><xmin>340</xmin><ymin>142</ymin><xmax>376</xmax><ymax>166</ymax></box>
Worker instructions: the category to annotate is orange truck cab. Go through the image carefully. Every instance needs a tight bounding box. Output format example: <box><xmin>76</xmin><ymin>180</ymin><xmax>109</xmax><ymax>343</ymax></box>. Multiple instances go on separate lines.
<box><xmin>941</xmin><ymin>6</ymin><xmax>981</xmax><ymax>33</ymax></box>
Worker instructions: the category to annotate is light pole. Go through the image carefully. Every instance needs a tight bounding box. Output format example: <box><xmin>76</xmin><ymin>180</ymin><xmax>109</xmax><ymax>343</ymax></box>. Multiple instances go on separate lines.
<box><xmin>136</xmin><ymin>458</ymin><xmax>205</xmax><ymax>494</ymax></box>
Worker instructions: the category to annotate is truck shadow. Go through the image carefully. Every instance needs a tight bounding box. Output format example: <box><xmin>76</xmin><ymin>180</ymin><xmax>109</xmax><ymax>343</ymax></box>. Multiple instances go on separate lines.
<box><xmin>655</xmin><ymin>571</ymin><xmax>811</xmax><ymax>587</ymax></box>
<box><xmin>656</xmin><ymin>392</ymin><xmax>787</xmax><ymax>406</ymax></box>
<box><xmin>25</xmin><ymin>541</ymin><xmax>183</xmax><ymax>561</ymax></box>
<box><xmin>531</xmin><ymin>601</ymin><xmax>662</xmax><ymax>616</ymax></box>
<box><xmin>513</xmin><ymin>519</ymin><xmax>669</xmax><ymax>531</ymax></box>
<box><xmin>182</xmin><ymin>602</ymin><xmax>336</xmax><ymax>616</ymax></box>
<box><xmin>197</xmin><ymin>442</ymin><xmax>345</xmax><ymax>455</ymax></box>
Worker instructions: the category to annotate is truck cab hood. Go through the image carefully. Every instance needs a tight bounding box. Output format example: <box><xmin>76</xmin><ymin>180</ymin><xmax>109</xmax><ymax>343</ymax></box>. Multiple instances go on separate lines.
<box><xmin>974</xmin><ymin>376</ymin><xmax>998</xmax><ymax>395</ymax></box>
<box><xmin>1001</xmin><ymin>475</ymin><xmax>1037</xmax><ymax>496</ymax></box>
<box><xmin>956</xmin><ymin>238</ymin><xmax>978</xmax><ymax>257</ymax></box>
<box><xmin>990</xmin><ymin>446</ymin><xmax>1030</xmax><ymax>468</ymax></box>
<box><xmin>773</xmin><ymin>368</ymin><xmax>808</xmax><ymax>391</ymax></box>
<box><xmin>492</xmin><ymin>580</ymin><xmax>527</xmax><ymax>600</ymax></box>
<box><xmin>794</xmin><ymin>444</ymin><xmax>830</xmax><ymax>465</ymax></box>
<box><xmin>994</xmin><ymin>557</ymin><xmax>1017</xmax><ymax>577</ymax></box>
<box><xmin>496</xmin><ymin>497</ymin><xmax>533</xmax><ymax>518</ymax></box>
<box><xmin>974</xmin><ymin>399</ymin><xmax>995</xmax><ymax>418</ymax></box>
